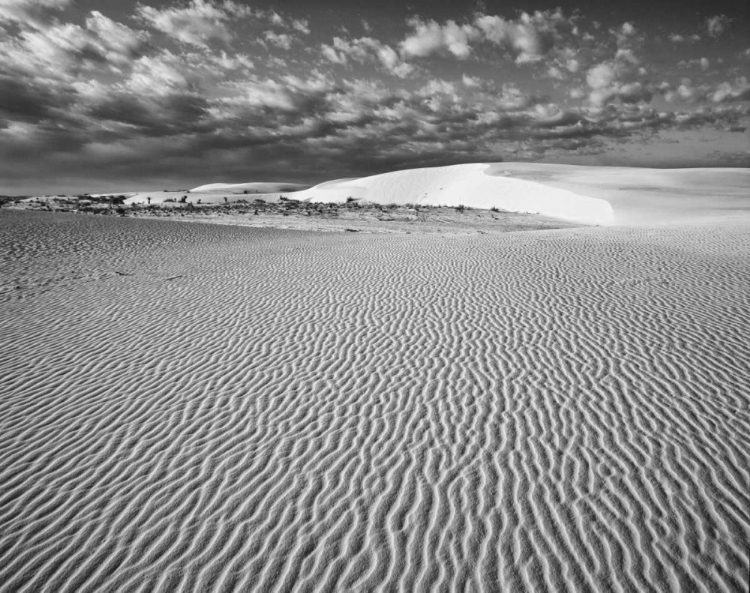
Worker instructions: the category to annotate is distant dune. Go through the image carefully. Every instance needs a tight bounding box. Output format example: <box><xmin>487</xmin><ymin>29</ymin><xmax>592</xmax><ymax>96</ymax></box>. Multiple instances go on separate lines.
<box><xmin>106</xmin><ymin>163</ymin><xmax>750</xmax><ymax>228</ymax></box>
<box><xmin>486</xmin><ymin>163</ymin><xmax>750</xmax><ymax>225</ymax></box>
<box><xmin>1</xmin><ymin>163</ymin><xmax>748</xmax><ymax>591</ymax></box>
<box><xmin>189</xmin><ymin>182</ymin><xmax>310</xmax><ymax>194</ymax></box>
<box><xmin>292</xmin><ymin>164</ymin><xmax>613</xmax><ymax>224</ymax></box>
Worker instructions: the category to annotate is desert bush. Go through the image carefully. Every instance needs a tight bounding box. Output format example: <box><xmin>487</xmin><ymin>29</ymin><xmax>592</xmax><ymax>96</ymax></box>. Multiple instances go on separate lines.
<box><xmin>456</xmin><ymin>204</ymin><xmax>465</xmax><ymax>212</ymax></box>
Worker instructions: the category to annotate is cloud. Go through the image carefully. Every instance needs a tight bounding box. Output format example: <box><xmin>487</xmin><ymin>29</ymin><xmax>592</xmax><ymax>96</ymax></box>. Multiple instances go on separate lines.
<box><xmin>587</xmin><ymin>62</ymin><xmax>619</xmax><ymax>90</ymax></box>
<box><xmin>399</xmin><ymin>10</ymin><xmax>574</xmax><ymax>65</ymax></box>
<box><xmin>126</xmin><ymin>53</ymin><xmax>197</xmax><ymax>95</ymax></box>
<box><xmin>663</xmin><ymin>77</ymin><xmax>750</xmax><ymax>104</ymax></box>
<box><xmin>322</xmin><ymin>37</ymin><xmax>413</xmax><ymax>77</ymax></box>
<box><xmin>86</xmin><ymin>12</ymin><xmax>150</xmax><ymax>63</ymax></box>
<box><xmin>0</xmin><ymin>72</ymin><xmax>77</xmax><ymax>123</ymax></box>
<box><xmin>0</xmin><ymin>0</ymin><xmax>71</xmax><ymax>26</ymax></box>
<box><xmin>712</xmin><ymin>77</ymin><xmax>750</xmax><ymax>102</ymax></box>
<box><xmin>475</xmin><ymin>10</ymin><xmax>570</xmax><ymax>64</ymax></box>
<box><xmin>585</xmin><ymin>48</ymin><xmax>652</xmax><ymax>108</ymax></box>
<box><xmin>0</xmin><ymin>11</ymin><xmax>149</xmax><ymax>79</ymax></box>
<box><xmin>462</xmin><ymin>74</ymin><xmax>481</xmax><ymax>88</ymax></box>
<box><xmin>135</xmin><ymin>0</ymin><xmax>253</xmax><ymax>48</ymax></box>
<box><xmin>706</xmin><ymin>15</ymin><xmax>732</xmax><ymax>38</ymax></box>
<box><xmin>620</xmin><ymin>22</ymin><xmax>636</xmax><ymax>37</ymax></box>
<box><xmin>1</xmin><ymin>2</ymin><xmax>748</xmax><ymax>191</ymax></box>
<box><xmin>664</xmin><ymin>79</ymin><xmax>709</xmax><ymax>103</ymax></box>
<box><xmin>678</xmin><ymin>57</ymin><xmax>711</xmax><ymax>71</ymax></box>
<box><xmin>291</xmin><ymin>19</ymin><xmax>310</xmax><ymax>35</ymax></box>
<box><xmin>400</xmin><ymin>18</ymin><xmax>477</xmax><ymax>59</ymax></box>
<box><xmin>668</xmin><ymin>33</ymin><xmax>701</xmax><ymax>44</ymax></box>
<box><xmin>264</xmin><ymin>31</ymin><xmax>293</xmax><ymax>50</ymax></box>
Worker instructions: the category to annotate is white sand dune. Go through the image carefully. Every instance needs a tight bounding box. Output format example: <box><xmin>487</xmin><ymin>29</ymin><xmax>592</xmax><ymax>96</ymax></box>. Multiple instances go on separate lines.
<box><xmin>487</xmin><ymin>163</ymin><xmax>750</xmax><ymax>225</ymax></box>
<box><xmin>189</xmin><ymin>182</ymin><xmax>310</xmax><ymax>194</ymax></box>
<box><xmin>292</xmin><ymin>164</ymin><xmax>614</xmax><ymax>224</ymax></box>
<box><xmin>1</xmin><ymin>196</ymin><xmax>748</xmax><ymax>591</ymax></box>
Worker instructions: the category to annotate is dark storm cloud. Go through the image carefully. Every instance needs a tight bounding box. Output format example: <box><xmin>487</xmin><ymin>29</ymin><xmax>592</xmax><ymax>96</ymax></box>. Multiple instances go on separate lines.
<box><xmin>86</xmin><ymin>92</ymin><xmax>212</xmax><ymax>136</ymax></box>
<box><xmin>0</xmin><ymin>75</ymin><xmax>75</xmax><ymax>122</ymax></box>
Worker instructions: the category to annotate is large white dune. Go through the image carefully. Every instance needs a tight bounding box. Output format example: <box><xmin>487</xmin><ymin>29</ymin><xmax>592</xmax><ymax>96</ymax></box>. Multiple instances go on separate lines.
<box><xmin>292</xmin><ymin>163</ymin><xmax>614</xmax><ymax>224</ymax></box>
<box><xmin>486</xmin><ymin>163</ymin><xmax>750</xmax><ymax>225</ymax></box>
<box><xmin>190</xmin><ymin>181</ymin><xmax>309</xmax><ymax>194</ymax></box>
<box><xmin>121</xmin><ymin>163</ymin><xmax>749</xmax><ymax>227</ymax></box>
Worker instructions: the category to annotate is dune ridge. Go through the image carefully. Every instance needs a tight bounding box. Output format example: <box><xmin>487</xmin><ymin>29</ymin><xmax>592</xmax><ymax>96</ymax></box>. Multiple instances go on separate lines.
<box><xmin>486</xmin><ymin>163</ymin><xmax>750</xmax><ymax>225</ymax></box>
<box><xmin>1</xmin><ymin>209</ymin><xmax>748</xmax><ymax>592</ymax></box>
<box><xmin>292</xmin><ymin>164</ymin><xmax>613</xmax><ymax>224</ymax></box>
<box><xmin>189</xmin><ymin>182</ymin><xmax>310</xmax><ymax>194</ymax></box>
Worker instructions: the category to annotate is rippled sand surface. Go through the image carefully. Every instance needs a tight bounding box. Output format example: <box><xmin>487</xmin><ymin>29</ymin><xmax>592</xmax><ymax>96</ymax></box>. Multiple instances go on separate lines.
<box><xmin>1</xmin><ymin>210</ymin><xmax>748</xmax><ymax>592</ymax></box>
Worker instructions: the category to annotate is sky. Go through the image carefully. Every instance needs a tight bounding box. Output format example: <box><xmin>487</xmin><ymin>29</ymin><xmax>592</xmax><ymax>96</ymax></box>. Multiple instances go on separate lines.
<box><xmin>0</xmin><ymin>0</ymin><xmax>748</xmax><ymax>194</ymax></box>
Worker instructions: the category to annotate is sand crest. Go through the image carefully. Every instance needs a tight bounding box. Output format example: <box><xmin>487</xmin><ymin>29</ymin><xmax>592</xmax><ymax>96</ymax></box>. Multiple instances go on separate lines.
<box><xmin>292</xmin><ymin>163</ymin><xmax>614</xmax><ymax>224</ymax></box>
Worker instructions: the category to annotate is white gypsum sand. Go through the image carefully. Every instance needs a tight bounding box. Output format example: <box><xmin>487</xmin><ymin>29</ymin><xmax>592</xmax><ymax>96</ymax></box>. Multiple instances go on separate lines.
<box><xmin>189</xmin><ymin>182</ymin><xmax>310</xmax><ymax>194</ymax></box>
<box><xmin>291</xmin><ymin>164</ymin><xmax>614</xmax><ymax>224</ymax></box>
<box><xmin>0</xmin><ymin>164</ymin><xmax>748</xmax><ymax>592</ymax></box>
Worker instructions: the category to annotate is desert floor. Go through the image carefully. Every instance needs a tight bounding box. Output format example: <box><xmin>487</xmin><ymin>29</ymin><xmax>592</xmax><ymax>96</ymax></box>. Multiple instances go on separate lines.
<box><xmin>1</xmin><ymin>206</ymin><xmax>748</xmax><ymax>592</ymax></box>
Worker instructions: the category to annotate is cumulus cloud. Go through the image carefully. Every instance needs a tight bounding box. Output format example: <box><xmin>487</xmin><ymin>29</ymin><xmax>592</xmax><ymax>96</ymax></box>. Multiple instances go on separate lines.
<box><xmin>0</xmin><ymin>0</ymin><xmax>71</xmax><ymax>26</ymax></box>
<box><xmin>496</xmin><ymin>84</ymin><xmax>539</xmax><ymax>110</ymax></box>
<box><xmin>264</xmin><ymin>31</ymin><xmax>293</xmax><ymax>50</ymax></box>
<box><xmin>1</xmin><ymin>2</ymin><xmax>748</xmax><ymax>190</ymax></box>
<box><xmin>664</xmin><ymin>79</ymin><xmax>709</xmax><ymax>103</ymax></box>
<box><xmin>462</xmin><ymin>74</ymin><xmax>481</xmax><ymax>87</ymax></box>
<box><xmin>678</xmin><ymin>57</ymin><xmax>711</xmax><ymax>71</ymax></box>
<box><xmin>669</xmin><ymin>33</ymin><xmax>701</xmax><ymax>43</ymax></box>
<box><xmin>585</xmin><ymin>47</ymin><xmax>652</xmax><ymax>109</ymax></box>
<box><xmin>712</xmin><ymin>77</ymin><xmax>750</xmax><ymax>102</ymax></box>
<box><xmin>0</xmin><ymin>10</ymin><xmax>149</xmax><ymax>80</ymax></box>
<box><xmin>400</xmin><ymin>17</ymin><xmax>477</xmax><ymax>59</ymax></box>
<box><xmin>398</xmin><ymin>10</ymin><xmax>574</xmax><ymax>66</ymax></box>
<box><xmin>620</xmin><ymin>22</ymin><xmax>636</xmax><ymax>36</ymax></box>
<box><xmin>322</xmin><ymin>37</ymin><xmax>413</xmax><ymax>77</ymax></box>
<box><xmin>291</xmin><ymin>19</ymin><xmax>310</xmax><ymax>35</ymax></box>
<box><xmin>126</xmin><ymin>53</ymin><xmax>197</xmax><ymax>95</ymax></box>
<box><xmin>706</xmin><ymin>15</ymin><xmax>732</xmax><ymax>38</ymax></box>
<box><xmin>135</xmin><ymin>0</ymin><xmax>253</xmax><ymax>48</ymax></box>
<box><xmin>475</xmin><ymin>9</ymin><xmax>571</xmax><ymax>64</ymax></box>
<box><xmin>569</xmin><ymin>87</ymin><xmax>586</xmax><ymax>100</ymax></box>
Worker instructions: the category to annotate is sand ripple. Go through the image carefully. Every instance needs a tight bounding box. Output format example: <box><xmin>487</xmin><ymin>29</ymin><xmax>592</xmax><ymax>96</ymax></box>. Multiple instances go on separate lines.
<box><xmin>1</xmin><ymin>210</ymin><xmax>748</xmax><ymax>592</ymax></box>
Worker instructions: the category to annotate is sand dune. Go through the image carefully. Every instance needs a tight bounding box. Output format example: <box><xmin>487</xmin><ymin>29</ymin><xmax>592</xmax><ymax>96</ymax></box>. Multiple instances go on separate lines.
<box><xmin>26</xmin><ymin>163</ymin><xmax>749</xmax><ymax>230</ymax></box>
<box><xmin>122</xmin><ymin>164</ymin><xmax>614</xmax><ymax>223</ymax></box>
<box><xmin>292</xmin><ymin>164</ymin><xmax>613</xmax><ymax>224</ymax></box>
<box><xmin>487</xmin><ymin>163</ymin><xmax>750</xmax><ymax>225</ymax></box>
<box><xmin>1</xmin><ymin>204</ymin><xmax>748</xmax><ymax>591</ymax></box>
<box><xmin>189</xmin><ymin>182</ymin><xmax>310</xmax><ymax>194</ymax></box>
